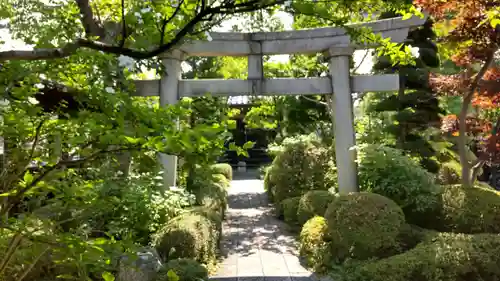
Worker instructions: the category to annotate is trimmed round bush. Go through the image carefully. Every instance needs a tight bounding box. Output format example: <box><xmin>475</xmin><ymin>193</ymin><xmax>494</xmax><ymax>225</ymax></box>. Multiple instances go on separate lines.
<box><xmin>266</xmin><ymin>135</ymin><xmax>337</xmax><ymax>204</ymax></box>
<box><xmin>195</xmin><ymin>181</ymin><xmax>228</xmax><ymax>216</ymax></box>
<box><xmin>297</xmin><ymin>190</ymin><xmax>335</xmax><ymax>225</ymax></box>
<box><xmin>436</xmin><ymin>162</ymin><xmax>461</xmax><ymax>185</ymax></box>
<box><xmin>212</xmin><ymin>163</ymin><xmax>233</xmax><ymax>181</ymax></box>
<box><xmin>212</xmin><ymin>173</ymin><xmax>230</xmax><ymax>189</ymax></box>
<box><xmin>434</xmin><ymin>184</ymin><xmax>500</xmax><ymax>234</ymax></box>
<box><xmin>184</xmin><ymin>206</ymin><xmax>223</xmax><ymax>243</ymax></box>
<box><xmin>299</xmin><ymin>216</ymin><xmax>331</xmax><ymax>272</ymax></box>
<box><xmin>357</xmin><ymin>144</ymin><xmax>440</xmax><ymax>221</ymax></box>
<box><xmin>348</xmin><ymin>233</ymin><xmax>500</xmax><ymax>281</ymax></box>
<box><xmin>152</xmin><ymin>213</ymin><xmax>217</xmax><ymax>263</ymax></box>
<box><xmin>324</xmin><ymin>192</ymin><xmax>405</xmax><ymax>260</ymax></box>
<box><xmin>263</xmin><ymin>166</ymin><xmax>275</xmax><ymax>202</ymax></box>
<box><xmin>281</xmin><ymin>197</ymin><xmax>301</xmax><ymax>224</ymax></box>
<box><xmin>155</xmin><ymin>258</ymin><xmax>208</xmax><ymax>281</ymax></box>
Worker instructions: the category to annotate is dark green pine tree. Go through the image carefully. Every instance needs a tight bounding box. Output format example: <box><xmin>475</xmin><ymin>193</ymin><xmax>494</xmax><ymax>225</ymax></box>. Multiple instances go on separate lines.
<box><xmin>372</xmin><ymin>11</ymin><xmax>444</xmax><ymax>173</ymax></box>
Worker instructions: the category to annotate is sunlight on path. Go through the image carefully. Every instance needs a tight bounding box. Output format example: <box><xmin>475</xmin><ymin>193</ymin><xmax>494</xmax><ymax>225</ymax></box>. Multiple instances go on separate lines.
<box><xmin>210</xmin><ymin>179</ymin><xmax>329</xmax><ymax>281</ymax></box>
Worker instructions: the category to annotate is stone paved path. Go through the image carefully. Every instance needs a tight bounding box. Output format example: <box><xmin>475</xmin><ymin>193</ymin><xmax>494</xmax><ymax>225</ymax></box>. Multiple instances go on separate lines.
<box><xmin>210</xmin><ymin>179</ymin><xmax>322</xmax><ymax>281</ymax></box>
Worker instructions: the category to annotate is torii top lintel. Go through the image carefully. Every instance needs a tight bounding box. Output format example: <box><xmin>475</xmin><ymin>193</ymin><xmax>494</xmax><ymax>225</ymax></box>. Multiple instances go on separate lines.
<box><xmin>163</xmin><ymin>15</ymin><xmax>427</xmax><ymax>57</ymax></box>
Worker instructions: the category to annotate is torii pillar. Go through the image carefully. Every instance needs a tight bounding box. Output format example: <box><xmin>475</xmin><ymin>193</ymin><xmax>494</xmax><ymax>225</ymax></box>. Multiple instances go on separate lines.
<box><xmin>159</xmin><ymin>50</ymin><xmax>184</xmax><ymax>188</ymax></box>
<box><xmin>325</xmin><ymin>46</ymin><xmax>358</xmax><ymax>194</ymax></box>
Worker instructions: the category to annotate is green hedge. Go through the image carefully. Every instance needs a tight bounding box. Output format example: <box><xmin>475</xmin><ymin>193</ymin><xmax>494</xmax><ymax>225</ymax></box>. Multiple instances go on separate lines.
<box><xmin>212</xmin><ymin>173</ymin><xmax>230</xmax><ymax>189</ymax></box>
<box><xmin>194</xmin><ymin>181</ymin><xmax>228</xmax><ymax>217</ymax></box>
<box><xmin>425</xmin><ymin>184</ymin><xmax>500</xmax><ymax>234</ymax></box>
<box><xmin>324</xmin><ymin>192</ymin><xmax>405</xmax><ymax>260</ymax></box>
<box><xmin>299</xmin><ymin>216</ymin><xmax>332</xmax><ymax>272</ymax></box>
<box><xmin>357</xmin><ymin>144</ymin><xmax>440</xmax><ymax>223</ymax></box>
<box><xmin>281</xmin><ymin>197</ymin><xmax>301</xmax><ymax>224</ymax></box>
<box><xmin>212</xmin><ymin>163</ymin><xmax>233</xmax><ymax>181</ymax></box>
<box><xmin>348</xmin><ymin>233</ymin><xmax>500</xmax><ymax>281</ymax></box>
<box><xmin>152</xmin><ymin>213</ymin><xmax>217</xmax><ymax>263</ymax></box>
<box><xmin>297</xmin><ymin>190</ymin><xmax>335</xmax><ymax>225</ymax></box>
<box><xmin>265</xmin><ymin>135</ymin><xmax>337</xmax><ymax>204</ymax></box>
<box><xmin>155</xmin><ymin>258</ymin><xmax>208</xmax><ymax>281</ymax></box>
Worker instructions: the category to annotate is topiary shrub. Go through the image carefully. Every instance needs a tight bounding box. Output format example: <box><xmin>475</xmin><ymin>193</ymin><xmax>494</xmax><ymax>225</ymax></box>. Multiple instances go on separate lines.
<box><xmin>183</xmin><ymin>206</ymin><xmax>223</xmax><ymax>244</ymax></box>
<box><xmin>299</xmin><ymin>216</ymin><xmax>332</xmax><ymax>272</ymax></box>
<box><xmin>263</xmin><ymin>166</ymin><xmax>276</xmax><ymax>202</ymax></box>
<box><xmin>212</xmin><ymin>173</ymin><xmax>230</xmax><ymax>189</ymax></box>
<box><xmin>281</xmin><ymin>197</ymin><xmax>301</xmax><ymax>224</ymax></box>
<box><xmin>347</xmin><ymin>232</ymin><xmax>500</xmax><ymax>281</ymax></box>
<box><xmin>357</xmin><ymin>144</ymin><xmax>440</xmax><ymax>223</ymax></box>
<box><xmin>211</xmin><ymin>163</ymin><xmax>233</xmax><ymax>181</ymax></box>
<box><xmin>194</xmin><ymin>181</ymin><xmax>228</xmax><ymax>217</ymax></box>
<box><xmin>436</xmin><ymin>161</ymin><xmax>461</xmax><ymax>185</ymax></box>
<box><xmin>152</xmin><ymin>213</ymin><xmax>217</xmax><ymax>263</ymax></box>
<box><xmin>430</xmin><ymin>184</ymin><xmax>500</xmax><ymax>234</ymax></box>
<box><xmin>324</xmin><ymin>192</ymin><xmax>405</xmax><ymax>260</ymax></box>
<box><xmin>155</xmin><ymin>258</ymin><xmax>208</xmax><ymax>281</ymax></box>
<box><xmin>297</xmin><ymin>190</ymin><xmax>335</xmax><ymax>225</ymax></box>
<box><xmin>266</xmin><ymin>135</ymin><xmax>337</xmax><ymax>204</ymax></box>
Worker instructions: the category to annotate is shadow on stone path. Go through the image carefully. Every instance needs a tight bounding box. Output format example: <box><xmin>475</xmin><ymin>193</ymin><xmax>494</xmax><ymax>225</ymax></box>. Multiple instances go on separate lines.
<box><xmin>211</xmin><ymin>179</ymin><xmax>328</xmax><ymax>281</ymax></box>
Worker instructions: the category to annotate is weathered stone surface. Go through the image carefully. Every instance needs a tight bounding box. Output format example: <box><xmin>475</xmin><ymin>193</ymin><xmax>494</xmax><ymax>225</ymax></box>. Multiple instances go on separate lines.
<box><xmin>117</xmin><ymin>247</ymin><xmax>163</xmax><ymax>281</ymax></box>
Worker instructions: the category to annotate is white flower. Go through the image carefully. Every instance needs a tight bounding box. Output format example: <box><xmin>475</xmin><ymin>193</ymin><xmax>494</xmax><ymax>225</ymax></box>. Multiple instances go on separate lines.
<box><xmin>409</xmin><ymin>45</ymin><xmax>420</xmax><ymax>58</ymax></box>
<box><xmin>39</xmin><ymin>74</ymin><xmax>46</xmax><ymax>80</ymax></box>
<box><xmin>28</xmin><ymin>97</ymin><xmax>39</xmax><ymax>104</ymax></box>
<box><xmin>105</xmin><ymin>87</ymin><xmax>115</xmax><ymax>94</ymax></box>
<box><xmin>118</xmin><ymin>55</ymin><xmax>135</xmax><ymax>68</ymax></box>
<box><xmin>140</xmin><ymin>7</ymin><xmax>151</xmax><ymax>13</ymax></box>
<box><xmin>205</xmin><ymin>31</ymin><xmax>212</xmax><ymax>42</ymax></box>
<box><xmin>34</xmin><ymin>83</ymin><xmax>44</xmax><ymax>89</ymax></box>
<box><xmin>134</xmin><ymin>12</ymin><xmax>141</xmax><ymax>18</ymax></box>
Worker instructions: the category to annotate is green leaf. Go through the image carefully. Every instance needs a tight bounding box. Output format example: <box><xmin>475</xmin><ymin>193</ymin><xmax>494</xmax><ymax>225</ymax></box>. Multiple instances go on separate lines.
<box><xmin>167</xmin><ymin>270</ymin><xmax>179</xmax><ymax>281</ymax></box>
<box><xmin>102</xmin><ymin>272</ymin><xmax>115</xmax><ymax>281</ymax></box>
<box><xmin>243</xmin><ymin>141</ymin><xmax>255</xmax><ymax>150</ymax></box>
<box><xmin>491</xmin><ymin>18</ymin><xmax>500</xmax><ymax>28</ymax></box>
<box><xmin>402</xmin><ymin>13</ymin><xmax>412</xmax><ymax>20</ymax></box>
<box><xmin>228</xmin><ymin>142</ymin><xmax>238</xmax><ymax>151</ymax></box>
<box><xmin>23</xmin><ymin>172</ymin><xmax>34</xmax><ymax>184</ymax></box>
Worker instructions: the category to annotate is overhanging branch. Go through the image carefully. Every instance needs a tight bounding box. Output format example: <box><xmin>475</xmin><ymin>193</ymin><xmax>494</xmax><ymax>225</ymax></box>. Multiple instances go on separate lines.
<box><xmin>0</xmin><ymin>0</ymin><xmax>284</xmax><ymax>61</ymax></box>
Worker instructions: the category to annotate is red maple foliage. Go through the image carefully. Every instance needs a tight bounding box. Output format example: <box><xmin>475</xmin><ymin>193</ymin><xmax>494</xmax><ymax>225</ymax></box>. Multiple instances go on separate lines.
<box><xmin>415</xmin><ymin>0</ymin><xmax>500</xmax><ymax>184</ymax></box>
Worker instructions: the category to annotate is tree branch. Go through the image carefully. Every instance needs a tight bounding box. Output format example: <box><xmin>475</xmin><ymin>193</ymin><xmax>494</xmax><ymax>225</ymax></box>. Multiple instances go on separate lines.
<box><xmin>458</xmin><ymin>49</ymin><xmax>496</xmax><ymax>188</ymax></box>
<box><xmin>160</xmin><ymin>0</ymin><xmax>185</xmax><ymax>45</ymax></box>
<box><xmin>75</xmin><ymin>0</ymin><xmax>105</xmax><ymax>38</ymax></box>
<box><xmin>0</xmin><ymin>0</ymin><xmax>284</xmax><ymax>61</ymax></box>
<box><xmin>120</xmin><ymin>0</ymin><xmax>127</xmax><ymax>47</ymax></box>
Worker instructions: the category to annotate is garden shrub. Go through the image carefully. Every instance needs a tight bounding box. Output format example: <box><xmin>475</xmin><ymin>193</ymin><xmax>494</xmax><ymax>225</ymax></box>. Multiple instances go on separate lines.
<box><xmin>357</xmin><ymin>144</ymin><xmax>440</xmax><ymax>222</ymax></box>
<box><xmin>347</xmin><ymin>232</ymin><xmax>500</xmax><ymax>281</ymax></box>
<box><xmin>152</xmin><ymin>213</ymin><xmax>217</xmax><ymax>263</ymax></box>
<box><xmin>263</xmin><ymin>166</ymin><xmax>275</xmax><ymax>202</ymax></box>
<box><xmin>266</xmin><ymin>135</ymin><xmax>337</xmax><ymax>204</ymax></box>
<box><xmin>212</xmin><ymin>163</ymin><xmax>233</xmax><ymax>181</ymax></box>
<box><xmin>0</xmin><ymin>229</ymin><xmax>53</xmax><ymax>280</ymax></box>
<box><xmin>194</xmin><ymin>181</ymin><xmax>228</xmax><ymax>216</ymax></box>
<box><xmin>299</xmin><ymin>216</ymin><xmax>332</xmax><ymax>272</ymax></box>
<box><xmin>212</xmin><ymin>173</ymin><xmax>230</xmax><ymax>189</ymax></box>
<box><xmin>297</xmin><ymin>190</ymin><xmax>335</xmax><ymax>225</ymax></box>
<box><xmin>431</xmin><ymin>184</ymin><xmax>500</xmax><ymax>234</ymax></box>
<box><xmin>324</xmin><ymin>192</ymin><xmax>405</xmax><ymax>260</ymax></box>
<box><xmin>155</xmin><ymin>258</ymin><xmax>208</xmax><ymax>281</ymax></box>
<box><xmin>281</xmin><ymin>197</ymin><xmax>301</xmax><ymax>224</ymax></box>
<box><xmin>184</xmin><ymin>206</ymin><xmax>223</xmax><ymax>243</ymax></box>
<box><xmin>436</xmin><ymin>161</ymin><xmax>461</xmax><ymax>185</ymax></box>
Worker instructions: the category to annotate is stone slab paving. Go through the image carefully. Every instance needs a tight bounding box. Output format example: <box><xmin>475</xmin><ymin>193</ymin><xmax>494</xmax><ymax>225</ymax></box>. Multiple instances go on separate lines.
<box><xmin>211</xmin><ymin>179</ymin><xmax>329</xmax><ymax>281</ymax></box>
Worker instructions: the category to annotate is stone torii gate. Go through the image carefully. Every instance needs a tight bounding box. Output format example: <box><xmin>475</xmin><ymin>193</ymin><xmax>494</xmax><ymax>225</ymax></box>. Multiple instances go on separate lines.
<box><xmin>134</xmin><ymin>15</ymin><xmax>426</xmax><ymax>194</ymax></box>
